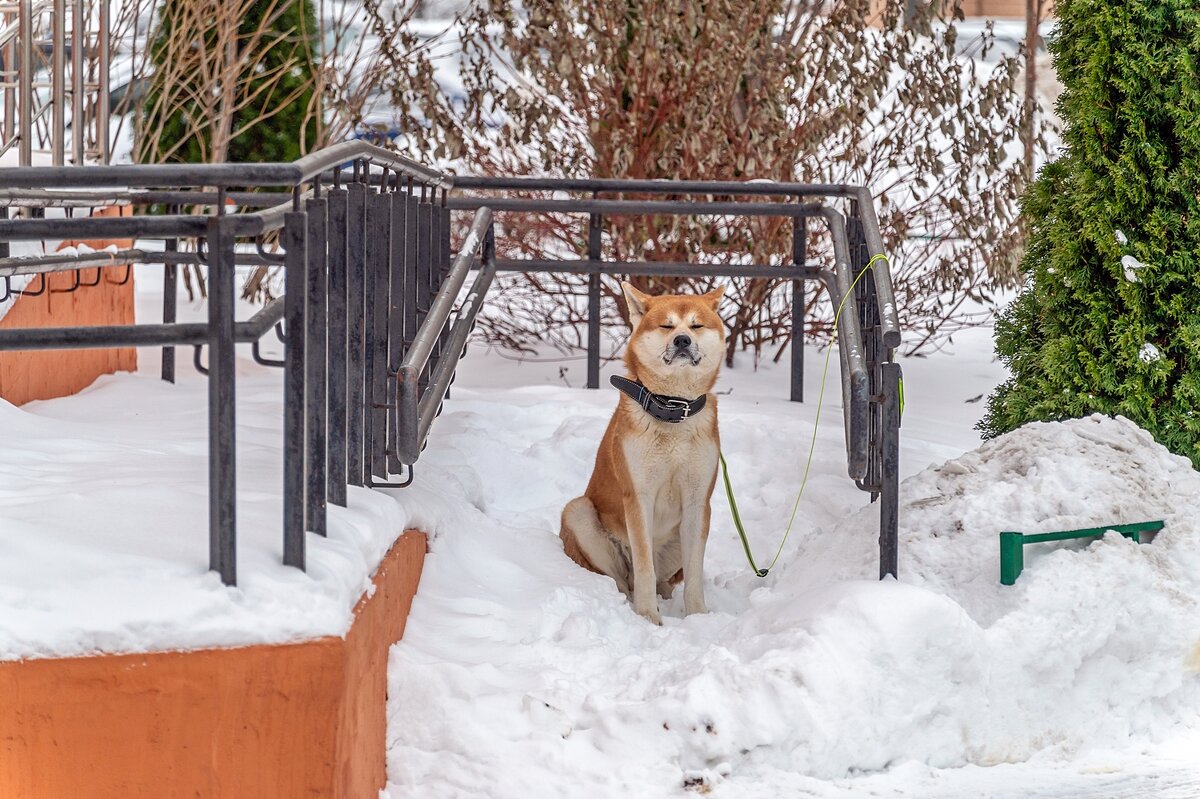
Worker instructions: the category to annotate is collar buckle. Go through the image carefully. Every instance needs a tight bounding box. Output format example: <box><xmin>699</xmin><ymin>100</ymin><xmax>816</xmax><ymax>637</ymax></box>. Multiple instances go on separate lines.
<box><xmin>659</xmin><ymin>396</ymin><xmax>692</xmax><ymax>421</ymax></box>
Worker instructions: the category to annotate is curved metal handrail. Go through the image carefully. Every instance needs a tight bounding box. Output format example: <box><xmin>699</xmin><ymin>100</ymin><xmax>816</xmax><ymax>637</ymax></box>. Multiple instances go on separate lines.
<box><xmin>0</xmin><ymin>139</ymin><xmax>453</xmax><ymax>191</ymax></box>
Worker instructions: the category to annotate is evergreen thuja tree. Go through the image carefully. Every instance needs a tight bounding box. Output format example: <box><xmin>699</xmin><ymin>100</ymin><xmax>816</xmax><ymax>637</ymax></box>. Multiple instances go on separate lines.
<box><xmin>980</xmin><ymin>0</ymin><xmax>1200</xmax><ymax>465</ymax></box>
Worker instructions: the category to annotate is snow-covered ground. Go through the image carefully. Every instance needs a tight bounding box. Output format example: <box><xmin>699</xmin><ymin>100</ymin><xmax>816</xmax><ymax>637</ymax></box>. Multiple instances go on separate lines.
<box><xmin>378</xmin><ymin>329</ymin><xmax>1200</xmax><ymax>797</ymax></box>
<box><xmin>2</xmin><ymin>271</ymin><xmax>1198</xmax><ymax>795</ymax></box>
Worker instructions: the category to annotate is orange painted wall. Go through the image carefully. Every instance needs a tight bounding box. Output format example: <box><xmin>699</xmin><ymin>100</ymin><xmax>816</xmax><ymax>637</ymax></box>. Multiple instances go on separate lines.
<box><xmin>0</xmin><ymin>530</ymin><xmax>427</xmax><ymax>799</ymax></box>
<box><xmin>0</xmin><ymin>205</ymin><xmax>137</xmax><ymax>406</ymax></box>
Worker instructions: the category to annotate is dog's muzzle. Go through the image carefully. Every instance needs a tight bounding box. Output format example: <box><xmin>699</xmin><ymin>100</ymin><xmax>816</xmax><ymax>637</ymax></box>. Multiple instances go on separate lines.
<box><xmin>664</xmin><ymin>333</ymin><xmax>701</xmax><ymax>366</ymax></box>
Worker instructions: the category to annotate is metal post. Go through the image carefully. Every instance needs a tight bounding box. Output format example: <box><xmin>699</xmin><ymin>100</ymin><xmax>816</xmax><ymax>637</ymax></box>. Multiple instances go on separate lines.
<box><xmin>206</xmin><ymin>211</ymin><xmax>237</xmax><ymax>585</ymax></box>
<box><xmin>304</xmin><ymin>197</ymin><xmax>328</xmax><ymax>536</ymax></box>
<box><xmin>386</xmin><ymin>184</ymin><xmax>407</xmax><ymax>475</ymax></box>
<box><xmin>366</xmin><ymin>189</ymin><xmax>391</xmax><ymax>479</ymax></box>
<box><xmin>414</xmin><ymin>188</ymin><xmax>432</xmax><ymax>395</ymax></box>
<box><xmin>879</xmin><ymin>361</ymin><xmax>901</xmax><ymax>580</ymax></box>
<box><xmin>282</xmin><ymin>210</ymin><xmax>307</xmax><ymax>569</ymax></box>
<box><xmin>96</xmin><ymin>0</ymin><xmax>110</xmax><ymax>162</ymax></box>
<box><xmin>51</xmin><ymin>0</ymin><xmax>65</xmax><ymax>165</ymax></box>
<box><xmin>326</xmin><ymin>186</ymin><xmax>348</xmax><ymax>506</ymax></box>
<box><xmin>427</xmin><ymin>188</ymin><xmax>442</xmax><ymax>371</ymax></box>
<box><xmin>161</xmin><ymin>227</ymin><xmax>177</xmax><ymax>382</ymax></box>
<box><xmin>3</xmin><ymin>9</ymin><xmax>14</xmax><ymax>148</ymax></box>
<box><xmin>790</xmin><ymin>214</ymin><xmax>806</xmax><ymax>402</ymax></box>
<box><xmin>586</xmin><ymin>205</ymin><xmax>601</xmax><ymax>389</ymax></box>
<box><xmin>402</xmin><ymin>188</ymin><xmax>418</xmax><ymax>365</ymax></box>
<box><xmin>70</xmin><ymin>0</ymin><xmax>84</xmax><ymax>165</ymax></box>
<box><xmin>346</xmin><ymin>178</ymin><xmax>367</xmax><ymax>486</ymax></box>
<box><xmin>18</xmin><ymin>0</ymin><xmax>33</xmax><ymax>166</ymax></box>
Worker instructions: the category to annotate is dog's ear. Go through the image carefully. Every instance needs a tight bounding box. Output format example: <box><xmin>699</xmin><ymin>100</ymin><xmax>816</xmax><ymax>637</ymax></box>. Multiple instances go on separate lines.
<box><xmin>703</xmin><ymin>284</ymin><xmax>725</xmax><ymax>310</ymax></box>
<box><xmin>622</xmin><ymin>281</ymin><xmax>650</xmax><ymax>327</ymax></box>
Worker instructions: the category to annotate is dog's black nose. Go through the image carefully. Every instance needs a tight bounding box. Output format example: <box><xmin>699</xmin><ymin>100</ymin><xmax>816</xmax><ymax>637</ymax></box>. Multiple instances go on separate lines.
<box><xmin>673</xmin><ymin>334</ymin><xmax>692</xmax><ymax>349</ymax></box>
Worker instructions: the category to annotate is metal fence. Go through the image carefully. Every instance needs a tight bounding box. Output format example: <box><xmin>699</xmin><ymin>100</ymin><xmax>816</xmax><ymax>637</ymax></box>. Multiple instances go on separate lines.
<box><xmin>0</xmin><ymin>140</ymin><xmax>901</xmax><ymax>583</ymax></box>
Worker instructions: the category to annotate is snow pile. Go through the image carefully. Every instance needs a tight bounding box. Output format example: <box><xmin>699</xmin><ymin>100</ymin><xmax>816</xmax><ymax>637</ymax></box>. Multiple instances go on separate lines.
<box><xmin>0</xmin><ymin>372</ymin><xmax>406</xmax><ymax>661</ymax></box>
<box><xmin>384</xmin><ymin>404</ymin><xmax>1200</xmax><ymax>797</ymax></box>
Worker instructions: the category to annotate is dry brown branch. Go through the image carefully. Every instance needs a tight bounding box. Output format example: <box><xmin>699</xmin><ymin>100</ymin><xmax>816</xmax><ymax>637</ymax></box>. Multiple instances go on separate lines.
<box><xmin>370</xmin><ymin>0</ymin><xmax>1050</xmax><ymax>359</ymax></box>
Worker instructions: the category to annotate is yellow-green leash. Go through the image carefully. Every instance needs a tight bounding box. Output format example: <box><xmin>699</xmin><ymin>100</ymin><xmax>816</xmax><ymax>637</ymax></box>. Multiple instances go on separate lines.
<box><xmin>721</xmin><ymin>254</ymin><xmax>892</xmax><ymax>577</ymax></box>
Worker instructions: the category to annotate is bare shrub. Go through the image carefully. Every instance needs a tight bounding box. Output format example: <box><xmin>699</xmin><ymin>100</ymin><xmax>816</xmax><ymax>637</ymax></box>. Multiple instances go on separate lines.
<box><xmin>369</xmin><ymin>0</ymin><xmax>1049</xmax><ymax>357</ymax></box>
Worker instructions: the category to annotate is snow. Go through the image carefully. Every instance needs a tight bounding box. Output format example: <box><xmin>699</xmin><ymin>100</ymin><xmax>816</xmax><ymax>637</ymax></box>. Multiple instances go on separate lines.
<box><xmin>0</xmin><ymin>370</ymin><xmax>406</xmax><ymax>661</ymax></box>
<box><xmin>379</xmin><ymin>328</ymin><xmax>1200</xmax><ymax>797</ymax></box>
<box><xmin>1122</xmin><ymin>254</ymin><xmax>1145</xmax><ymax>282</ymax></box>
<box><xmin>0</xmin><ymin>268</ymin><xmax>1197</xmax><ymax>792</ymax></box>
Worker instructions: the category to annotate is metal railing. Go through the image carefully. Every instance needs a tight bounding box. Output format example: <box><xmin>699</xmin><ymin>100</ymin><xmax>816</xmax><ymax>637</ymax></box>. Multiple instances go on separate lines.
<box><xmin>0</xmin><ymin>142</ymin><xmax>489</xmax><ymax>585</ymax></box>
<box><xmin>451</xmin><ymin>177</ymin><xmax>902</xmax><ymax>578</ymax></box>
<box><xmin>0</xmin><ymin>141</ymin><xmax>901</xmax><ymax>582</ymax></box>
<box><xmin>0</xmin><ymin>0</ymin><xmax>110</xmax><ymax>166</ymax></box>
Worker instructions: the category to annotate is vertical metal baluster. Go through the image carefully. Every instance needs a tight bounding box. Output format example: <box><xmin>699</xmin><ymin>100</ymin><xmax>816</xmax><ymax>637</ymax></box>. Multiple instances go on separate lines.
<box><xmin>880</xmin><ymin>362</ymin><xmax>901</xmax><ymax>580</ymax></box>
<box><xmin>434</xmin><ymin>193</ymin><xmax>448</xmax><ymax>379</ymax></box>
<box><xmin>402</xmin><ymin>183</ymin><xmax>418</xmax><ymax>369</ymax></box>
<box><xmin>51</xmin><ymin>0</ymin><xmax>64</xmax><ymax>165</ymax></box>
<box><xmin>790</xmin><ymin>214</ymin><xmax>806</xmax><ymax>403</ymax></box>
<box><xmin>18</xmin><ymin>0</ymin><xmax>31</xmax><ymax>166</ymax></box>
<box><xmin>282</xmin><ymin>204</ymin><xmax>307</xmax><ymax>569</ymax></box>
<box><xmin>326</xmin><ymin>183</ymin><xmax>349</xmax><ymax>506</ymax></box>
<box><xmin>346</xmin><ymin>173</ymin><xmax>367</xmax><ymax>486</ymax></box>
<box><xmin>161</xmin><ymin>207</ymin><xmax>178</xmax><ymax>383</ymax></box>
<box><xmin>386</xmin><ymin>181</ymin><xmax>407</xmax><ymax>475</ymax></box>
<box><xmin>368</xmin><ymin>184</ymin><xmax>391</xmax><ymax>478</ymax></box>
<box><xmin>207</xmin><ymin>206</ymin><xmax>237</xmax><ymax>585</ymax></box>
<box><xmin>70</xmin><ymin>0</ymin><xmax>84</xmax><ymax>165</ymax></box>
<box><xmin>415</xmin><ymin>187</ymin><xmax>432</xmax><ymax>395</ymax></box>
<box><xmin>304</xmin><ymin>196</ymin><xmax>328</xmax><ymax>536</ymax></box>
<box><xmin>586</xmin><ymin>202</ymin><xmax>602</xmax><ymax>389</ymax></box>
<box><xmin>96</xmin><ymin>0</ymin><xmax>110</xmax><ymax>162</ymax></box>
<box><xmin>362</xmin><ymin>180</ymin><xmax>379</xmax><ymax>480</ymax></box>
<box><xmin>438</xmin><ymin>198</ymin><xmax>452</xmax><ymax>399</ymax></box>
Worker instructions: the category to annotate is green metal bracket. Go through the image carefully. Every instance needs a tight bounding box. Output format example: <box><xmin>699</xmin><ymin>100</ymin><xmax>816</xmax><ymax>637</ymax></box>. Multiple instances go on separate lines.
<box><xmin>999</xmin><ymin>520</ymin><xmax>1164</xmax><ymax>585</ymax></box>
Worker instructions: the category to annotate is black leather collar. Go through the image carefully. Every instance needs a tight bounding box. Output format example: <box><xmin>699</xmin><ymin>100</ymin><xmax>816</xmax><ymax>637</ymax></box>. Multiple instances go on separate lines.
<box><xmin>610</xmin><ymin>375</ymin><xmax>707</xmax><ymax>423</ymax></box>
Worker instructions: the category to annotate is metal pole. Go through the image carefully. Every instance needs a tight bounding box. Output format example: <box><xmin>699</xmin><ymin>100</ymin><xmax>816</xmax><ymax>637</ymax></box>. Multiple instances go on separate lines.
<box><xmin>345</xmin><ymin>178</ymin><xmax>367</xmax><ymax>486</ymax></box>
<box><xmin>386</xmin><ymin>183</ymin><xmax>406</xmax><ymax>475</ymax></box>
<box><xmin>879</xmin><ymin>361</ymin><xmax>901</xmax><ymax>580</ymax></box>
<box><xmin>304</xmin><ymin>196</ymin><xmax>328</xmax><ymax>536</ymax></box>
<box><xmin>207</xmin><ymin>208</ymin><xmax>237</xmax><ymax>586</ymax></box>
<box><xmin>790</xmin><ymin>214</ymin><xmax>806</xmax><ymax>402</ymax></box>
<box><xmin>51</xmin><ymin>0</ymin><xmax>65</xmax><ymax>165</ymax></box>
<box><xmin>3</xmin><ymin>7</ymin><xmax>15</xmax><ymax>148</ymax></box>
<box><xmin>161</xmin><ymin>224</ymin><xmax>177</xmax><ymax>382</ymax></box>
<box><xmin>70</xmin><ymin>0</ymin><xmax>84</xmax><ymax>164</ymax></box>
<box><xmin>96</xmin><ymin>0</ymin><xmax>110</xmax><ymax>162</ymax></box>
<box><xmin>283</xmin><ymin>210</ymin><xmax>307</xmax><ymax>569</ymax></box>
<box><xmin>326</xmin><ymin>186</ymin><xmax>348</xmax><ymax>505</ymax></box>
<box><xmin>586</xmin><ymin>204</ymin><xmax>601</xmax><ymax>389</ymax></box>
<box><xmin>367</xmin><ymin>189</ymin><xmax>391</xmax><ymax>479</ymax></box>
<box><xmin>413</xmin><ymin>188</ymin><xmax>431</xmax><ymax>396</ymax></box>
<box><xmin>18</xmin><ymin>0</ymin><xmax>32</xmax><ymax>166</ymax></box>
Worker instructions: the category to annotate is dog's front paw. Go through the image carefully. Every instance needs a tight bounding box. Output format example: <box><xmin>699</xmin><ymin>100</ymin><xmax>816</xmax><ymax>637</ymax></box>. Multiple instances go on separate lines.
<box><xmin>635</xmin><ymin>603</ymin><xmax>662</xmax><ymax>625</ymax></box>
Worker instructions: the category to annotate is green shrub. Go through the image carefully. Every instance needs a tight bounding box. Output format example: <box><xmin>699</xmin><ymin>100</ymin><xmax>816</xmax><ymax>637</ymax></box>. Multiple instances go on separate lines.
<box><xmin>981</xmin><ymin>0</ymin><xmax>1200</xmax><ymax>465</ymax></box>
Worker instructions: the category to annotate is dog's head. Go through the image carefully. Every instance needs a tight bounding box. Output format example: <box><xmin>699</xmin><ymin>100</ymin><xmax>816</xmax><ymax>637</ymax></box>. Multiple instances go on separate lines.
<box><xmin>621</xmin><ymin>282</ymin><xmax>725</xmax><ymax>394</ymax></box>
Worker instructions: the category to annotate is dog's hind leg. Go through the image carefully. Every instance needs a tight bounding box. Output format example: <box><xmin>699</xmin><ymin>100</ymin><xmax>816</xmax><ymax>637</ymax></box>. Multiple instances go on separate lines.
<box><xmin>654</xmin><ymin>537</ymin><xmax>683</xmax><ymax>599</ymax></box>
<box><xmin>560</xmin><ymin>497</ymin><xmax>631</xmax><ymax>595</ymax></box>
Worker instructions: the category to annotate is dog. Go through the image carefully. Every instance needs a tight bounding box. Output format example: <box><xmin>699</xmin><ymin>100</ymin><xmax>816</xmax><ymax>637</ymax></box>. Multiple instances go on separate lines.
<box><xmin>560</xmin><ymin>281</ymin><xmax>725</xmax><ymax>624</ymax></box>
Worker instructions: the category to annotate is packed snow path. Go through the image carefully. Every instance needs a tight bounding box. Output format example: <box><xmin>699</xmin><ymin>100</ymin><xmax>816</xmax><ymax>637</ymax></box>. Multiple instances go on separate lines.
<box><xmin>381</xmin><ymin>332</ymin><xmax>1200</xmax><ymax>798</ymax></box>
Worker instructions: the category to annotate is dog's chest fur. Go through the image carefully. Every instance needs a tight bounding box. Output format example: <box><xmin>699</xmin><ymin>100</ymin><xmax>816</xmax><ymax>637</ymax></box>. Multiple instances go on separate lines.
<box><xmin>621</xmin><ymin>413</ymin><xmax>717</xmax><ymax>539</ymax></box>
